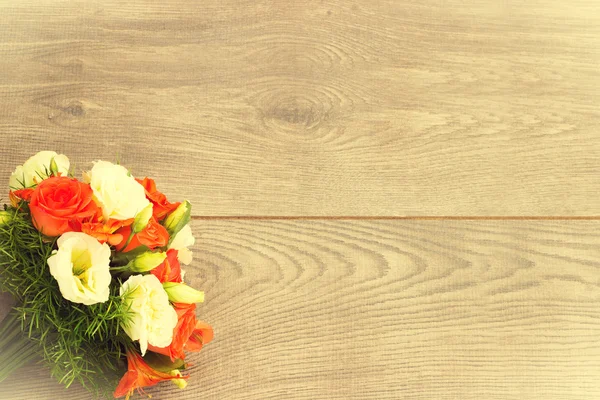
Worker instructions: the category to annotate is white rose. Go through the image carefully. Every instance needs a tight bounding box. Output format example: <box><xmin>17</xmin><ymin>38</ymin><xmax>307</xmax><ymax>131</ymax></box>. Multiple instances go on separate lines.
<box><xmin>120</xmin><ymin>274</ymin><xmax>178</xmax><ymax>356</ymax></box>
<box><xmin>87</xmin><ymin>161</ymin><xmax>150</xmax><ymax>221</ymax></box>
<box><xmin>47</xmin><ymin>232</ymin><xmax>111</xmax><ymax>305</ymax></box>
<box><xmin>9</xmin><ymin>151</ymin><xmax>70</xmax><ymax>189</ymax></box>
<box><xmin>168</xmin><ymin>224</ymin><xmax>195</xmax><ymax>265</ymax></box>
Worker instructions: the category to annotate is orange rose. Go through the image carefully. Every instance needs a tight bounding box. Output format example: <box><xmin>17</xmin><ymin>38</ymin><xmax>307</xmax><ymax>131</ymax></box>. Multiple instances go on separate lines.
<box><xmin>29</xmin><ymin>176</ymin><xmax>99</xmax><ymax>237</ymax></box>
<box><xmin>148</xmin><ymin>302</ymin><xmax>197</xmax><ymax>361</ymax></box>
<box><xmin>150</xmin><ymin>249</ymin><xmax>182</xmax><ymax>283</ymax></box>
<box><xmin>136</xmin><ymin>177</ymin><xmax>180</xmax><ymax>221</ymax></box>
<box><xmin>116</xmin><ymin>216</ymin><xmax>169</xmax><ymax>252</ymax></box>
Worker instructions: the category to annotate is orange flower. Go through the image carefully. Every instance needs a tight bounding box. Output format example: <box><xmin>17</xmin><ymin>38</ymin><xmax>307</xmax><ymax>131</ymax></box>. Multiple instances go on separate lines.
<box><xmin>9</xmin><ymin>188</ymin><xmax>33</xmax><ymax>207</ymax></box>
<box><xmin>81</xmin><ymin>218</ymin><xmax>134</xmax><ymax>246</ymax></box>
<box><xmin>29</xmin><ymin>176</ymin><xmax>100</xmax><ymax>237</ymax></box>
<box><xmin>136</xmin><ymin>177</ymin><xmax>180</xmax><ymax>221</ymax></box>
<box><xmin>147</xmin><ymin>303</ymin><xmax>197</xmax><ymax>361</ymax></box>
<box><xmin>150</xmin><ymin>249</ymin><xmax>182</xmax><ymax>283</ymax></box>
<box><xmin>116</xmin><ymin>217</ymin><xmax>169</xmax><ymax>252</ymax></box>
<box><xmin>185</xmin><ymin>321</ymin><xmax>214</xmax><ymax>353</ymax></box>
<box><xmin>114</xmin><ymin>350</ymin><xmax>185</xmax><ymax>399</ymax></box>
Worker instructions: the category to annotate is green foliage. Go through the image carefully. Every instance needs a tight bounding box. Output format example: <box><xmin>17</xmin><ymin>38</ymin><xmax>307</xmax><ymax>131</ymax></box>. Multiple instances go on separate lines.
<box><xmin>0</xmin><ymin>207</ymin><xmax>131</xmax><ymax>398</ymax></box>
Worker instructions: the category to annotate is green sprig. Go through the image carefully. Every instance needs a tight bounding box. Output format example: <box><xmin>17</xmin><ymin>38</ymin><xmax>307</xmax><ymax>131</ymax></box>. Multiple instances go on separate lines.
<box><xmin>0</xmin><ymin>207</ymin><xmax>131</xmax><ymax>398</ymax></box>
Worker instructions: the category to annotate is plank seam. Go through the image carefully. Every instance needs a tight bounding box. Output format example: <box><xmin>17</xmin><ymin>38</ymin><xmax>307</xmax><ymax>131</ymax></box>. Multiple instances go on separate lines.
<box><xmin>190</xmin><ymin>216</ymin><xmax>600</xmax><ymax>221</ymax></box>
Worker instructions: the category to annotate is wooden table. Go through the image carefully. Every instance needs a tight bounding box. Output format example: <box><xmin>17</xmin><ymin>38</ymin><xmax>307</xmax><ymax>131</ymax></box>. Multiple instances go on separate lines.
<box><xmin>1</xmin><ymin>1</ymin><xmax>599</xmax><ymax>399</ymax></box>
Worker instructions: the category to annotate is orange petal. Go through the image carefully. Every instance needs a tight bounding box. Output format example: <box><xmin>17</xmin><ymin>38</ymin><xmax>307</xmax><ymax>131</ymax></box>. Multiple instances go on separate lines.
<box><xmin>185</xmin><ymin>321</ymin><xmax>213</xmax><ymax>352</ymax></box>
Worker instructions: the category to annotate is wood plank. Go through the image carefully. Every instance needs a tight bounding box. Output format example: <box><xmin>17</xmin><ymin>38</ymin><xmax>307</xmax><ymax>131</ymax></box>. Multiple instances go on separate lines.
<box><xmin>1</xmin><ymin>0</ymin><xmax>600</xmax><ymax>215</ymax></box>
<box><xmin>2</xmin><ymin>220</ymin><xmax>600</xmax><ymax>399</ymax></box>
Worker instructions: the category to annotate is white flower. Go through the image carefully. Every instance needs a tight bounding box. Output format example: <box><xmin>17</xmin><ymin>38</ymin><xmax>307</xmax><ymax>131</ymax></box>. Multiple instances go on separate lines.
<box><xmin>87</xmin><ymin>161</ymin><xmax>150</xmax><ymax>221</ymax></box>
<box><xmin>120</xmin><ymin>274</ymin><xmax>178</xmax><ymax>356</ymax></box>
<box><xmin>9</xmin><ymin>151</ymin><xmax>70</xmax><ymax>189</ymax></box>
<box><xmin>47</xmin><ymin>232</ymin><xmax>111</xmax><ymax>305</ymax></box>
<box><xmin>168</xmin><ymin>224</ymin><xmax>195</xmax><ymax>265</ymax></box>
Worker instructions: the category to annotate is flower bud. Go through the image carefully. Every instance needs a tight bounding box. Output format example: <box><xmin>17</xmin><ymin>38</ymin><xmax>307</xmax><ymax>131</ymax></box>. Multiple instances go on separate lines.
<box><xmin>169</xmin><ymin>370</ymin><xmax>188</xmax><ymax>389</ymax></box>
<box><xmin>133</xmin><ymin>203</ymin><xmax>154</xmax><ymax>233</ymax></box>
<box><xmin>163</xmin><ymin>200</ymin><xmax>191</xmax><ymax>239</ymax></box>
<box><xmin>0</xmin><ymin>211</ymin><xmax>12</xmax><ymax>226</ymax></box>
<box><xmin>162</xmin><ymin>282</ymin><xmax>204</xmax><ymax>304</ymax></box>
<box><xmin>49</xmin><ymin>157</ymin><xmax>59</xmax><ymax>176</ymax></box>
<box><xmin>127</xmin><ymin>251</ymin><xmax>167</xmax><ymax>273</ymax></box>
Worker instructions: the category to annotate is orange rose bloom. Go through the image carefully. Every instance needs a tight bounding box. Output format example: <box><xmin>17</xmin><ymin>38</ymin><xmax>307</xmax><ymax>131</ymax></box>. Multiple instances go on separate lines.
<box><xmin>116</xmin><ymin>216</ymin><xmax>169</xmax><ymax>252</ymax></box>
<box><xmin>114</xmin><ymin>350</ymin><xmax>185</xmax><ymax>399</ymax></box>
<box><xmin>150</xmin><ymin>249</ymin><xmax>182</xmax><ymax>283</ymax></box>
<box><xmin>136</xmin><ymin>177</ymin><xmax>180</xmax><ymax>221</ymax></box>
<box><xmin>148</xmin><ymin>302</ymin><xmax>197</xmax><ymax>361</ymax></box>
<box><xmin>29</xmin><ymin>176</ymin><xmax>99</xmax><ymax>237</ymax></box>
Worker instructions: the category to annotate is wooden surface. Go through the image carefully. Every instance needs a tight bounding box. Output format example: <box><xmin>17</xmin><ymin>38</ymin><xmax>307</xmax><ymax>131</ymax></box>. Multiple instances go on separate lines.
<box><xmin>1</xmin><ymin>0</ymin><xmax>600</xmax><ymax>216</ymax></box>
<box><xmin>1</xmin><ymin>0</ymin><xmax>600</xmax><ymax>399</ymax></box>
<box><xmin>2</xmin><ymin>220</ymin><xmax>600</xmax><ymax>399</ymax></box>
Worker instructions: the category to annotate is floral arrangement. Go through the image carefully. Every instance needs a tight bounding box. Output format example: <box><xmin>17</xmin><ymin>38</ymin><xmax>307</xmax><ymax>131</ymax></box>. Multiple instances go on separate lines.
<box><xmin>0</xmin><ymin>151</ymin><xmax>213</xmax><ymax>399</ymax></box>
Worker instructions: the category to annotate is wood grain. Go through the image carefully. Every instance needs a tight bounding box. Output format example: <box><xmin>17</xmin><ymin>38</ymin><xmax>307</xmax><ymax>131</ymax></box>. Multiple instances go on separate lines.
<box><xmin>1</xmin><ymin>0</ymin><xmax>599</xmax><ymax>216</ymax></box>
<box><xmin>1</xmin><ymin>1</ymin><xmax>599</xmax><ymax>399</ymax></box>
<box><xmin>1</xmin><ymin>220</ymin><xmax>599</xmax><ymax>399</ymax></box>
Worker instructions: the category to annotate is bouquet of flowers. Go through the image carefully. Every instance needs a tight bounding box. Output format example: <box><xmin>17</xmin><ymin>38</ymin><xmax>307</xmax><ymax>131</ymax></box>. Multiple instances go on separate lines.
<box><xmin>0</xmin><ymin>151</ymin><xmax>213</xmax><ymax>399</ymax></box>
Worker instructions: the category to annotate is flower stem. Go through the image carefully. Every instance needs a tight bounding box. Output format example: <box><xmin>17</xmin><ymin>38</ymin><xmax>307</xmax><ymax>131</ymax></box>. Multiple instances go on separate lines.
<box><xmin>0</xmin><ymin>312</ymin><xmax>39</xmax><ymax>383</ymax></box>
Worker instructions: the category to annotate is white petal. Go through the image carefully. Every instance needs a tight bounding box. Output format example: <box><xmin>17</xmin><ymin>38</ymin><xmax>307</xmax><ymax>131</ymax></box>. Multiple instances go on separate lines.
<box><xmin>177</xmin><ymin>248</ymin><xmax>193</xmax><ymax>265</ymax></box>
<box><xmin>89</xmin><ymin>161</ymin><xmax>150</xmax><ymax>221</ymax></box>
<box><xmin>119</xmin><ymin>274</ymin><xmax>178</xmax><ymax>354</ymax></box>
<box><xmin>169</xmin><ymin>224</ymin><xmax>195</xmax><ymax>250</ymax></box>
<box><xmin>47</xmin><ymin>232</ymin><xmax>111</xmax><ymax>306</ymax></box>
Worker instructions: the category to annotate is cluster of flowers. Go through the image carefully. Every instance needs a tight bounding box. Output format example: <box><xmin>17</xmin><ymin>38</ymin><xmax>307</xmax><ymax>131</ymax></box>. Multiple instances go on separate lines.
<box><xmin>3</xmin><ymin>151</ymin><xmax>212</xmax><ymax>399</ymax></box>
